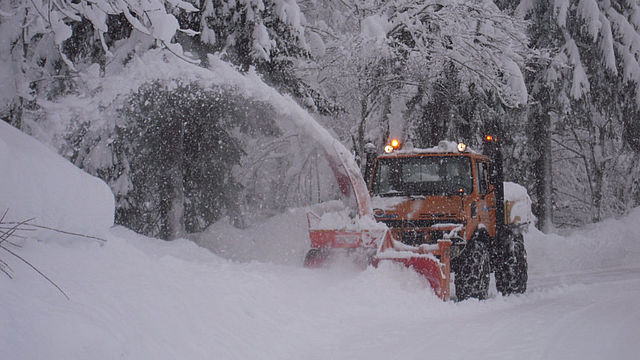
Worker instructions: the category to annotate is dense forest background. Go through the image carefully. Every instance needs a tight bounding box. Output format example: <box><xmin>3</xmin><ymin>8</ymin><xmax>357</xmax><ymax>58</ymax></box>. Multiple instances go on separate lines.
<box><xmin>1</xmin><ymin>0</ymin><xmax>640</xmax><ymax>239</ymax></box>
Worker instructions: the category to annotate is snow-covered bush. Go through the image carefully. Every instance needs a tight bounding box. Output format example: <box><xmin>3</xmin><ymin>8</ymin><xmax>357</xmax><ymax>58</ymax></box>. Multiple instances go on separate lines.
<box><xmin>64</xmin><ymin>80</ymin><xmax>287</xmax><ymax>239</ymax></box>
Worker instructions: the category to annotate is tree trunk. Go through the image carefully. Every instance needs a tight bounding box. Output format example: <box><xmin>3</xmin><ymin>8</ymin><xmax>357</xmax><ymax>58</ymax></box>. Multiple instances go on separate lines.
<box><xmin>168</xmin><ymin>165</ymin><xmax>185</xmax><ymax>239</ymax></box>
<box><xmin>534</xmin><ymin>112</ymin><xmax>553</xmax><ymax>232</ymax></box>
<box><xmin>353</xmin><ymin>95</ymin><xmax>368</xmax><ymax>169</ymax></box>
<box><xmin>591</xmin><ymin>166</ymin><xmax>604</xmax><ymax>222</ymax></box>
<box><xmin>161</xmin><ymin>117</ymin><xmax>185</xmax><ymax>240</ymax></box>
<box><xmin>169</xmin><ymin>118</ymin><xmax>185</xmax><ymax>239</ymax></box>
<box><xmin>589</xmin><ymin>123</ymin><xmax>607</xmax><ymax>223</ymax></box>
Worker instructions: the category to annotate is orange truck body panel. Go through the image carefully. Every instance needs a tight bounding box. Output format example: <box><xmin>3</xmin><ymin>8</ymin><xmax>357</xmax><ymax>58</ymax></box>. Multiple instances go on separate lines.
<box><xmin>369</xmin><ymin>152</ymin><xmax>498</xmax><ymax>243</ymax></box>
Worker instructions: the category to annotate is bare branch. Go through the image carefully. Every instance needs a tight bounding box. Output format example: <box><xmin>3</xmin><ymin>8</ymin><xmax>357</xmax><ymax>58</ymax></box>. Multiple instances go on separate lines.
<box><xmin>2</xmin><ymin>238</ymin><xmax>24</xmax><ymax>247</ymax></box>
<box><xmin>0</xmin><ymin>226</ymin><xmax>36</xmax><ymax>232</ymax></box>
<box><xmin>160</xmin><ymin>40</ymin><xmax>200</xmax><ymax>65</ymax></box>
<box><xmin>0</xmin><ymin>266</ymin><xmax>13</xmax><ymax>279</ymax></box>
<box><xmin>0</xmin><ymin>244</ymin><xmax>69</xmax><ymax>300</ymax></box>
<box><xmin>554</xmin><ymin>188</ymin><xmax>591</xmax><ymax>205</ymax></box>
<box><xmin>0</xmin><ymin>258</ymin><xmax>13</xmax><ymax>279</ymax></box>
<box><xmin>2</xmin><ymin>221</ymin><xmax>106</xmax><ymax>243</ymax></box>
<box><xmin>551</xmin><ymin>137</ymin><xmax>586</xmax><ymax>159</ymax></box>
<box><xmin>0</xmin><ymin>218</ymin><xmax>34</xmax><ymax>244</ymax></box>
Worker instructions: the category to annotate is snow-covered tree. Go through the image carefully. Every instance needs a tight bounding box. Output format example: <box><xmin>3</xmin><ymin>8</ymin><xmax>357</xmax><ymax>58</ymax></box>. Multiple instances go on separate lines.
<box><xmin>177</xmin><ymin>0</ymin><xmax>340</xmax><ymax>115</ymax></box>
<box><xmin>64</xmin><ymin>80</ymin><xmax>286</xmax><ymax>239</ymax></box>
<box><xmin>116</xmin><ymin>82</ymin><xmax>246</xmax><ymax>239</ymax></box>
<box><xmin>0</xmin><ymin>0</ymin><xmax>197</xmax><ymax>129</ymax></box>
<box><xmin>517</xmin><ymin>0</ymin><xmax>640</xmax><ymax>226</ymax></box>
<box><xmin>302</xmin><ymin>0</ymin><xmax>532</xmax><ymax>168</ymax></box>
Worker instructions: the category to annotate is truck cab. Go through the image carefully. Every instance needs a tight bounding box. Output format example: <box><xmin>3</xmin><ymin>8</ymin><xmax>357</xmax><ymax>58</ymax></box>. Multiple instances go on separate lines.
<box><xmin>369</xmin><ymin>141</ymin><xmax>496</xmax><ymax>248</ymax></box>
<box><xmin>367</xmin><ymin>139</ymin><xmax>527</xmax><ymax>300</ymax></box>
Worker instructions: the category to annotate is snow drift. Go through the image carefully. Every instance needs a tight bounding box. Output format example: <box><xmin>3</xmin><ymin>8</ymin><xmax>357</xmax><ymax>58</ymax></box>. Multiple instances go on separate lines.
<box><xmin>0</xmin><ymin>120</ymin><xmax>114</xmax><ymax>236</ymax></box>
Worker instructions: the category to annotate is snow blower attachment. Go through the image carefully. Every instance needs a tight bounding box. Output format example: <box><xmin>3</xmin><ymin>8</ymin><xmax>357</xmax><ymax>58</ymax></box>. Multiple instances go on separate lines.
<box><xmin>304</xmin><ymin>136</ymin><xmax>528</xmax><ymax>301</ymax></box>
<box><xmin>305</xmin><ymin>211</ymin><xmax>452</xmax><ymax>300</ymax></box>
<box><xmin>303</xmin><ymin>140</ymin><xmax>455</xmax><ymax>301</ymax></box>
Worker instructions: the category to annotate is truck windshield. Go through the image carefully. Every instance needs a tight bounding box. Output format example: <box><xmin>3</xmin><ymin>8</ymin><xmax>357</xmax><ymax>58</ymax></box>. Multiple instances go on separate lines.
<box><xmin>372</xmin><ymin>155</ymin><xmax>473</xmax><ymax>196</ymax></box>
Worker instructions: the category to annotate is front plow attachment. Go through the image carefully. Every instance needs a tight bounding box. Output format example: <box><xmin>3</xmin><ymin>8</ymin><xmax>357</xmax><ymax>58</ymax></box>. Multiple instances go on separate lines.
<box><xmin>374</xmin><ymin>231</ymin><xmax>451</xmax><ymax>301</ymax></box>
<box><xmin>305</xmin><ymin>214</ymin><xmax>452</xmax><ymax>301</ymax></box>
<box><xmin>302</xmin><ymin>140</ymin><xmax>452</xmax><ymax>300</ymax></box>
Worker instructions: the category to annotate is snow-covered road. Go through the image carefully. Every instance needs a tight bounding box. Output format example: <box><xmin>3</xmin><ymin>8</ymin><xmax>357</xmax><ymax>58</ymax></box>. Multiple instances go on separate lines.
<box><xmin>3</xmin><ymin>222</ymin><xmax>640</xmax><ymax>360</ymax></box>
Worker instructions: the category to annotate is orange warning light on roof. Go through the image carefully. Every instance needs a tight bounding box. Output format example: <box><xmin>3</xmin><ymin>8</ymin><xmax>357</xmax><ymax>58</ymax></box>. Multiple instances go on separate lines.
<box><xmin>390</xmin><ymin>139</ymin><xmax>400</xmax><ymax>148</ymax></box>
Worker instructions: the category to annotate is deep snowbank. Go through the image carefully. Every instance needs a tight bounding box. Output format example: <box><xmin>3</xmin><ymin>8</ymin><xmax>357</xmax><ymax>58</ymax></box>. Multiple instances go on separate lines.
<box><xmin>0</xmin><ymin>120</ymin><xmax>114</xmax><ymax>236</ymax></box>
<box><xmin>527</xmin><ymin>207</ymin><xmax>640</xmax><ymax>274</ymax></box>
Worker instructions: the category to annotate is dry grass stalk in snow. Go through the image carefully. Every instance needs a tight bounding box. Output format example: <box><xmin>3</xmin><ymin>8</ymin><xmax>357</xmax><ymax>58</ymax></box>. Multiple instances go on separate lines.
<box><xmin>0</xmin><ymin>209</ymin><xmax>107</xmax><ymax>300</ymax></box>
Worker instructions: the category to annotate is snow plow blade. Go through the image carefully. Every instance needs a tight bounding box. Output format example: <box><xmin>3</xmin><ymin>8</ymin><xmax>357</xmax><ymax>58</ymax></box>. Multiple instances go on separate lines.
<box><xmin>304</xmin><ymin>220</ymin><xmax>451</xmax><ymax>301</ymax></box>
<box><xmin>374</xmin><ymin>232</ymin><xmax>451</xmax><ymax>301</ymax></box>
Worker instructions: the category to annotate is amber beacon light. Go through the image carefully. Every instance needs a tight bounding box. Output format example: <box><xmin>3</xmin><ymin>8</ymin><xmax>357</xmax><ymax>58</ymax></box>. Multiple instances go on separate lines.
<box><xmin>385</xmin><ymin>139</ymin><xmax>401</xmax><ymax>153</ymax></box>
<box><xmin>485</xmin><ymin>134</ymin><xmax>497</xmax><ymax>142</ymax></box>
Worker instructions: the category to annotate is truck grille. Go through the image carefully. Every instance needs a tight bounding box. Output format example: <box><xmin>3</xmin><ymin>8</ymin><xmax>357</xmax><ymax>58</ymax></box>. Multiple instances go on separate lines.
<box><xmin>419</xmin><ymin>212</ymin><xmax>458</xmax><ymax>219</ymax></box>
<box><xmin>379</xmin><ymin>219</ymin><xmax>462</xmax><ymax>228</ymax></box>
<box><xmin>378</xmin><ymin>220</ymin><xmax>463</xmax><ymax>245</ymax></box>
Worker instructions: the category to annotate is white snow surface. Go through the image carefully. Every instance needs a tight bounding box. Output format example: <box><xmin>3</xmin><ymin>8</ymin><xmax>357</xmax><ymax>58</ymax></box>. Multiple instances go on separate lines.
<box><xmin>0</xmin><ymin>120</ymin><xmax>114</xmax><ymax>237</ymax></box>
<box><xmin>361</xmin><ymin>14</ymin><xmax>391</xmax><ymax>43</ymax></box>
<box><xmin>3</xmin><ymin>59</ymin><xmax>640</xmax><ymax>360</ymax></box>
<box><xmin>505</xmin><ymin>181</ymin><xmax>536</xmax><ymax>227</ymax></box>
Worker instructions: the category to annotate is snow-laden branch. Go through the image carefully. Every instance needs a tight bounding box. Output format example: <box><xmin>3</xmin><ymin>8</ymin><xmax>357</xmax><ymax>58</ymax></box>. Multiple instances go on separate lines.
<box><xmin>367</xmin><ymin>0</ymin><xmax>533</xmax><ymax>108</ymax></box>
<box><xmin>524</xmin><ymin>0</ymin><xmax>640</xmax><ymax>106</ymax></box>
<box><xmin>22</xmin><ymin>0</ymin><xmax>201</xmax><ymax>68</ymax></box>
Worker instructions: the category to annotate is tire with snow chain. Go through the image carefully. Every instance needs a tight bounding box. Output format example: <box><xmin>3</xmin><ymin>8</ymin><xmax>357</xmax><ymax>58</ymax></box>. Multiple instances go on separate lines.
<box><xmin>495</xmin><ymin>232</ymin><xmax>528</xmax><ymax>296</ymax></box>
<box><xmin>454</xmin><ymin>238</ymin><xmax>491</xmax><ymax>301</ymax></box>
<box><xmin>303</xmin><ymin>248</ymin><xmax>329</xmax><ymax>268</ymax></box>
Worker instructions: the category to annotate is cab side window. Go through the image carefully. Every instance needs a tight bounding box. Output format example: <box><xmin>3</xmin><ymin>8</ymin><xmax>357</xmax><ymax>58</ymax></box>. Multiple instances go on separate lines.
<box><xmin>477</xmin><ymin>162</ymin><xmax>489</xmax><ymax>194</ymax></box>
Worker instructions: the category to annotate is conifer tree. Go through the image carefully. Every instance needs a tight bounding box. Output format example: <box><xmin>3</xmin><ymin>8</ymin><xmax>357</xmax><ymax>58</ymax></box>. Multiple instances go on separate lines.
<box><xmin>517</xmin><ymin>0</ymin><xmax>640</xmax><ymax>225</ymax></box>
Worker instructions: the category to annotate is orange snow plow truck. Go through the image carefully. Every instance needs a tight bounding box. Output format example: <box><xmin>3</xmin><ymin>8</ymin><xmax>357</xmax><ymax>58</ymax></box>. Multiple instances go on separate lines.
<box><xmin>304</xmin><ymin>136</ymin><xmax>527</xmax><ymax>301</ymax></box>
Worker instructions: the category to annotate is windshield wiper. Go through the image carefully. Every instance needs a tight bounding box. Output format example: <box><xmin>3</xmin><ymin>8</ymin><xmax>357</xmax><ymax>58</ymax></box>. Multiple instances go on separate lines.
<box><xmin>408</xmin><ymin>195</ymin><xmax>426</xmax><ymax>200</ymax></box>
<box><xmin>377</xmin><ymin>190</ymin><xmax>407</xmax><ymax>197</ymax></box>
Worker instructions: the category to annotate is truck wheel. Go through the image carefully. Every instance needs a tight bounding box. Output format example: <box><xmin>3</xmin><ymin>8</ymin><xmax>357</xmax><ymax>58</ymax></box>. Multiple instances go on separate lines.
<box><xmin>303</xmin><ymin>248</ymin><xmax>329</xmax><ymax>268</ymax></box>
<box><xmin>454</xmin><ymin>239</ymin><xmax>490</xmax><ymax>301</ymax></box>
<box><xmin>495</xmin><ymin>232</ymin><xmax>528</xmax><ymax>295</ymax></box>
